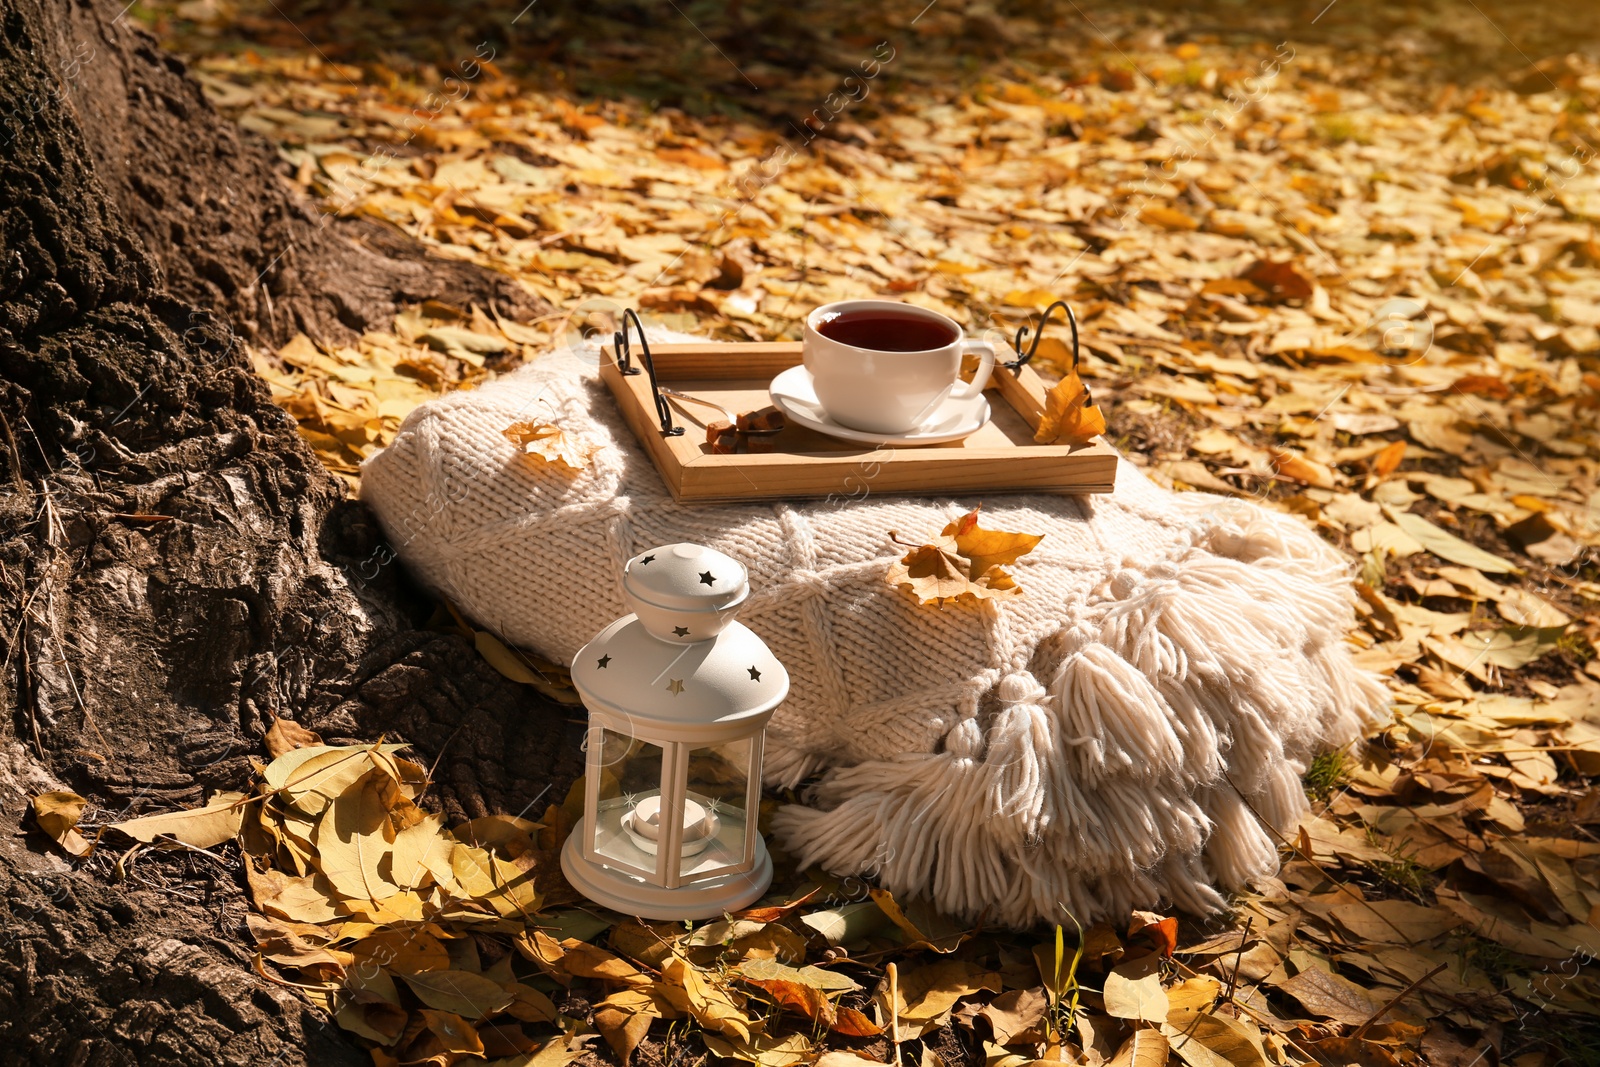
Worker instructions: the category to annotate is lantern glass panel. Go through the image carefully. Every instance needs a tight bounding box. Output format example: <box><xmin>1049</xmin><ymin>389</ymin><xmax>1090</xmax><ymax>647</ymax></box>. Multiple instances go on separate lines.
<box><xmin>675</xmin><ymin>739</ymin><xmax>753</xmax><ymax>881</ymax></box>
<box><xmin>591</xmin><ymin>728</ymin><xmax>666</xmax><ymax>879</ymax></box>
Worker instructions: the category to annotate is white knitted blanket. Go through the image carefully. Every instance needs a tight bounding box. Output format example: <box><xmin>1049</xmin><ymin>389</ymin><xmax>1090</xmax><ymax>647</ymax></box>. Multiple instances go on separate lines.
<box><xmin>359</xmin><ymin>343</ymin><xmax>1388</xmax><ymax>927</ymax></box>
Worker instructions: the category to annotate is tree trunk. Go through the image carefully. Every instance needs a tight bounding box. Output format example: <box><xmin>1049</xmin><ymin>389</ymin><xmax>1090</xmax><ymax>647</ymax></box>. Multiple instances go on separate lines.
<box><xmin>0</xmin><ymin>2</ymin><xmax>582</xmax><ymax>1063</ymax></box>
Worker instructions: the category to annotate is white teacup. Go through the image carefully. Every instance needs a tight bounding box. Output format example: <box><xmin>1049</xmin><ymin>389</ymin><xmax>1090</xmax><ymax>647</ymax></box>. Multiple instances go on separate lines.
<box><xmin>802</xmin><ymin>300</ymin><xmax>995</xmax><ymax>435</ymax></box>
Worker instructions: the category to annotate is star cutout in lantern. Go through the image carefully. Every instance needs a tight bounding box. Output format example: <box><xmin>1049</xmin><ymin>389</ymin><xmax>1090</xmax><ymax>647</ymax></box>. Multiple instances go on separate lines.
<box><xmin>666</xmin><ymin>678</ymin><xmax>685</xmax><ymax>696</ymax></box>
<box><xmin>597</xmin><ymin>654</ymin><xmax>611</xmax><ymax>669</ymax></box>
<box><xmin>639</xmin><ymin>554</ymin><xmax>655</xmax><ymax>565</ymax></box>
<box><xmin>673</xmin><ymin>626</ymin><xmax>690</xmax><ymax>637</ymax></box>
<box><xmin>699</xmin><ymin>570</ymin><xmax>715</xmax><ymax>586</ymax></box>
<box><xmin>747</xmin><ymin>666</ymin><xmax>762</xmax><ymax>681</ymax></box>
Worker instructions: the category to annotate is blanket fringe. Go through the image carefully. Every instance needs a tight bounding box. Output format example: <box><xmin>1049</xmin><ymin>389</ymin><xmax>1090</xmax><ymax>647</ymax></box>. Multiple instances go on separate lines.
<box><xmin>773</xmin><ymin>530</ymin><xmax>1390</xmax><ymax>927</ymax></box>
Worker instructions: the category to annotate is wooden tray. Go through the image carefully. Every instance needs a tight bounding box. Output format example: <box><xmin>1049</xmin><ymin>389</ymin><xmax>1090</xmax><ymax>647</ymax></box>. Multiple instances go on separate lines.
<box><xmin>599</xmin><ymin>341</ymin><xmax>1117</xmax><ymax>503</ymax></box>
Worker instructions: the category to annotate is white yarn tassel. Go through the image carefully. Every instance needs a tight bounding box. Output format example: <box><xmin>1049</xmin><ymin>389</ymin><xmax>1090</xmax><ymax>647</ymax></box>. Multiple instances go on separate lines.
<box><xmin>1052</xmin><ymin>641</ymin><xmax>1185</xmax><ymax>784</ymax></box>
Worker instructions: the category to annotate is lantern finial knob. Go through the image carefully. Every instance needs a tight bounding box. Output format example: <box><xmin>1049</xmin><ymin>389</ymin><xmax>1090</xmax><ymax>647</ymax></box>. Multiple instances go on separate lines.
<box><xmin>622</xmin><ymin>542</ymin><xmax>749</xmax><ymax>643</ymax></box>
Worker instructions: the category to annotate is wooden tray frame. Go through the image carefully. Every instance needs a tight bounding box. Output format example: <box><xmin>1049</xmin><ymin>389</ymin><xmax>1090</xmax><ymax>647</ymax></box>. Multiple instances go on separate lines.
<box><xmin>599</xmin><ymin>341</ymin><xmax>1117</xmax><ymax>503</ymax></box>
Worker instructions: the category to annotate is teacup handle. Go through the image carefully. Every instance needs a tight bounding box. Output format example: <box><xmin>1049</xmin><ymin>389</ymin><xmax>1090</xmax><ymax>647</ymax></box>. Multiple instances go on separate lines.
<box><xmin>951</xmin><ymin>338</ymin><xmax>995</xmax><ymax>400</ymax></box>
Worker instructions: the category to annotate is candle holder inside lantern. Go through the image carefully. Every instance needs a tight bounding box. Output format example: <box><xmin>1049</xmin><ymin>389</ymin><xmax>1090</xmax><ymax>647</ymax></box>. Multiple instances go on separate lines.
<box><xmin>560</xmin><ymin>542</ymin><xmax>787</xmax><ymax>919</ymax></box>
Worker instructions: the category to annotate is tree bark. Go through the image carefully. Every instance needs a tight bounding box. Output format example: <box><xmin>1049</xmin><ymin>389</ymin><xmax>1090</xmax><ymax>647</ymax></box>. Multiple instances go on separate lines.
<box><xmin>0</xmin><ymin>2</ymin><xmax>581</xmax><ymax>1063</ymax></box>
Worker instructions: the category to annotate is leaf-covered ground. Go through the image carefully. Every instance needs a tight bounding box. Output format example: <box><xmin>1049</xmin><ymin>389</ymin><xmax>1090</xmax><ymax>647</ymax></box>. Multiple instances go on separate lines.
<box><xmin>88</xmin><ymin>0</ymin><xmax>1600</xmax><ymax>1064</ymax></box>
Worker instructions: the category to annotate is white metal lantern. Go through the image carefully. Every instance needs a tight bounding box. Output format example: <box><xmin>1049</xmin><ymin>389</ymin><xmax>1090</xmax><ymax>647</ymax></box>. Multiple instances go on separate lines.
<box><xmin>560</xmin><ymin>542</ymin><xmax>788</xmax><ymax>919</ymax></box>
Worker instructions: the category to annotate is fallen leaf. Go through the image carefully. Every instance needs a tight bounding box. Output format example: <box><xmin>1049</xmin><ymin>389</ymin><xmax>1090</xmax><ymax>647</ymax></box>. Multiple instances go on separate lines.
<box><xmin>245</xmin><ymin>863</ymin><xmax>342</xmax><ymax>924</ymax></box>
<box><xmin>503</xmin><ymin>420</ymin><xmax>600</xmax><ymax>472</ymax></box>
<box><xmin>264</xmin><ymin>743</ymin><xmax>410</xmax><ymax>816</ymax></box>
<box><xmin>1372</xmin><ymin>440</ymin><xmax>1407</xmax><ymax>478</ymax></box>
<box><xmin>1383</xmin><ymin>507</ymin><xmax>1518</xmax><ymax>574</ymax></box>
<box><xmin>265</xmin><ymin>716</ymin><xmax>323</xmax><ymax>758</ymax></box>
<box><xmin>889</xmin><ymin>960</ymin><xmax>1002</xmax><ymax>1038</ymax></box>
<box><xmin>32</xmin><ymin>791</ymin><xmax>93</xmax><ymax>857</ymax></box>
<box><xmin>1129</xmin><ymin>911</ymin><xmax>1179</xmax><ymax>958</ymax></box>
<box><xmin>662</xmin><ymin>952</ymin><xmax>752</xmax><ymax>1040</ymax></box>
<box><xmin>702</xmin><ymin>1032</ymin><xmax>814</xmax><ymax>1067</ymax></box>
<box><xmin>1160</xmin><ymin>1011</ymin><xmax>1268</xmax><ymax>1067</ymax></box>
<box><xmin>976</xmin><ymin>986</ymin><xmax>1049</xmax><ymax>1045</ymax></box>
<box><xmin>888</xmin><ymin>507</ymin><xmax>1045</xmax><ymax>607</ymax></box>
<box><xmin>1242</xmin><ymin>259</ymin><xmax>1314</xmax><ymax>302</ymax></box>
<box><xmin>1328</xmin><ymin>900</ymin><xmax>1463</xmax><ymax>944</ymax></box>
<box><xmin>1034</xmin><ymin>366</ymin><xmax>1108</xmax><ymax>446</ymax></box>
<box><xmin>1110</xmin><ymin>1029</ymin><xmax>1171</xmax><ymax>1067</ymax></box>
<box><xmin>110</xmin><ymin>790</ymin><xmax>249</xmax><ymax>849</ymax></box>
<box><xmin>1104</xmin><ymin>968</ymin><xmax>1170</xmax><ymax>1023</ymax></box>
<box><xmin>1276</xmin><ymin>965</ymin><xmax>1387</xmax><ymax>1026</ymax></box>
<box><xmin>400</xmin><ymin>970</ymin><xmax>516</xmax><ymax>1019</ymax></box>
<box><xmin>313</xmin><ymin>771</ymin><xmax>400</xmax><ymax>901</ymax></box>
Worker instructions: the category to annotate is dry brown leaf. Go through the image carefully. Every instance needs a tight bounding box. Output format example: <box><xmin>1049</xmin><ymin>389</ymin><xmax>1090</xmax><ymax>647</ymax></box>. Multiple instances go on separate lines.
<box><xmin>313</xmin><ymin>770</ymin><xmax>400</xmax><ymax>901</ymax></box>
<box><xmin>1328</xmin><ymin>900</ymin><xmax>1464</xmax><ymax>944</ymax></box>
<box><xmin>888</xmin><ymin>960</ymin><xmax>1002</xmax><ymax>1038</ymax></box>
<box><xmin>265</xmin><ymin>716</ymin><xmax>323</xmax><ymax>759</ymax></box>
<box><xmin>888</xmin><ymin>507</ymin><xmax>1044</xmax><ymax>607</ymax></box>
<box><xmin>1241</xmin><ymin>259</ymin><xmax>1314</xmax><ymax>302</ymax></box>
<box><xmin>111</xmin><ymin>790</ymin><xmax>250</xmax><ymax>849</ymax></box>
<box><xmin>1034</xmin><ymin>366</ymin><xmax>1107</xmax><ymax>446</ymax></box>
<box><xmin>1371</xmin><ymin>440</ymin><xmax>1407</xmax><ymax>478</ymax></box>
<box><xmin>245</xmin><ymin>863</ymin><xmax>343</xmax><ymax>924</ymax></box>
<box><xmin>503</xmin><ymin>419</ymin><xmax>600</xmax><ymax>472</ymax></box>
<box><xmin>401</xmin><ymin>1009</ymin><xmax>485</xmax><ymax>1062</ymax></box>
<box><xmin>31</xmin><ymin>790</ymin><xmax>93</xmax><ymax>857</ymax></box>
<box><xmin>1103</xmin><ymin>968</ymin><xmax>1169</xmax><ymax>1022</ymax></box>
<box><xmin>1109</xmin><ymin>1029</ymin><xmax>1171</xmax><ymax>1067</ymax></box>
<box><xmin>1129</xmin><ymin>910</ymin><xmax>1179</xmax><ymax>958</ymax></box>
<box><xmin>1275</xmin><ymin>966</ymin><xmax>1387</xmax><ymax>1026</ymax></box>
<box><xmin>975</xmin><ymin>986</ymin><xmax>1048</xmax><ymax>1045</ymax></box>
<box><xmin>399</xmin><ymin>970</ymin><xmax>515</xmax><ymax>1019</ymax></box>
<box><xmin>662</xmin><ymin>952</ymin><xmax>753</xmax><ymax>1040</ymax></box>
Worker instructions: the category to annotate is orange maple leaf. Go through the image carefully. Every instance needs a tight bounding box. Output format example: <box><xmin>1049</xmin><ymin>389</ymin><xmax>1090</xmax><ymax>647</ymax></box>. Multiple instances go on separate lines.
<box><xmin>888</xmin><ymin>507</ymin><xmax>1044</xmax><ymax>607</ymax></box>
<box><xmin>503</xmin><ymin>420</ymin><xmax>599</xmax><ymax>472</ymax></box>
<box><xmin>1034</xmin><ymin>368</ymin><xmax>1107</xmax><ymax>446</ymax></box>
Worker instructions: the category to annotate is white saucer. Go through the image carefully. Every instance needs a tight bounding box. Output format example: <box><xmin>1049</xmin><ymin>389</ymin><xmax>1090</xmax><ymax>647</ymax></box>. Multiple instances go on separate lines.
<box><xmin>768</xmin><ymin>366</ymin><xmax>990</xmax><ymax>447</ymax></box>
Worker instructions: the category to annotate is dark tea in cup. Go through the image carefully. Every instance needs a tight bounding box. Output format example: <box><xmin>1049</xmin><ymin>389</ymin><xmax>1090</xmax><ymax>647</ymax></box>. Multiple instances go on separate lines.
<box><xmin>815</xmin><ymin>309</ymin><xmax>959</xmax><ymax>353</ymax></box>
<box><xmin>802</xmin><ymin>299</ymin><xmax>996</xmax><ymax>435</ymax></box>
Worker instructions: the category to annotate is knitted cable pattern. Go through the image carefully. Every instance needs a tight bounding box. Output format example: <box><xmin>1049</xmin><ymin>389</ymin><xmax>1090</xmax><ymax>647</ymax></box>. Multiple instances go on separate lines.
<box><xmin>360</xmin><ymin>342</ymin><xmax>1389</xmax><ymax>927</ymax></box>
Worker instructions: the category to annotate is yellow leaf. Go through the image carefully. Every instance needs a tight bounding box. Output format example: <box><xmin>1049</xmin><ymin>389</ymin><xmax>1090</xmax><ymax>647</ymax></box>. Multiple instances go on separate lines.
<box><xmin>1109</xmin><ymin>1029</ymin><xmax>1171</xmax><ymax>1067</ymax></box>
<box><xmin>504</xmin><ymin>420</ymin><xmax>600</xmax><ymax>472</ymax></box>
<box><xmin>400</xmin><ymin>970</ymin><xmax>515</xmax><ymax>1019</ymax></box>
<box><xmin>245</xmin><ymin>863</ymin><xmax>343</xmax><ymax>924</ymax></box>
<box><xmin>1159</xmin><ymin>1011</ymin><xmax>1267</xmax><ymax>1067</ymax></box>
<box><xmin>32</xmin><ymin>791</ymin><xmax>93</xmax><ymax>857</ymax></box>
<box><xmin>663</xmin><ymin>953</ymin><xmax>753</xmax><ymax>1040</ymax></box>
<box><xmin>391</xmin><ymin>812</ymin><xmax>457</xmax><ymax>893</ymax></box>
<box><xmin>111</xmin><ymin>791</ymin><xmax>249</xmax><ymax>849</ymax></box>
<box><xmin>887</xmin><ymin>507</ymin><xmax>1045</xmax><ymax>607</ymax></box>
<box><xmin>1103</xmin><ymin>969</ymin><xmax>1169</xmax><ymax>1022</ymax></box>
<box><xmin>1139</xmin><ymin>205</ymin><xmax>1200</xmax><ymax>231</ymax></box>
<box><xmin>265</xmin><ymin>716</ymin><xmax>323</xmax><ymax>759</ymax></box>
<box><xmin>948</xmin><ymin>509</ymin><xmax>1046</xmax><ymax>579</ymax></box>
<box><xmin>263</xmin><ymin>743</ymin><xmax>410</xmax><ymax>816</ymax></box>
<box><xmin>702</xmin><ymin>1032</ymin><xmax>814</xmax><ymax>1067</ymax></box>
<box><xmin>889</xmin><ymin>960</ymin><xmax>1002</xmax><ymax>1038</ymax></box>
<box><xmin>314</xmin><ymin>771</ymin><xmax>400</xmax><ymax>901</ymax></box>
<box><xmin>1383</xmin><ymin>506</ymin><xmax>1520</xmax><ymax>574</ymax></box>
<box><xmin>350</xmin><ymin>929</ymin><xmax>452</xmax><ymax>975</ymax></box>
<box><xmin>1034</xmin><ymin>367</ymin><xmax>1107</xmax><ymax>446</ymax></box>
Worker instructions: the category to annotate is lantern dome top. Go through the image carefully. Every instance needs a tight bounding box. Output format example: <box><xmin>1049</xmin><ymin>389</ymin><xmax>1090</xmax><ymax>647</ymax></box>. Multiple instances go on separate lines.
<box><xmin>624</xmin><ymin>543</ymin><xmax>747</xmax><ymax>612</ymax></box>
<box><xmin>572</xmin><ymin>616</ymin><xmax>788</xmax><ymax>739</ymax></box>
